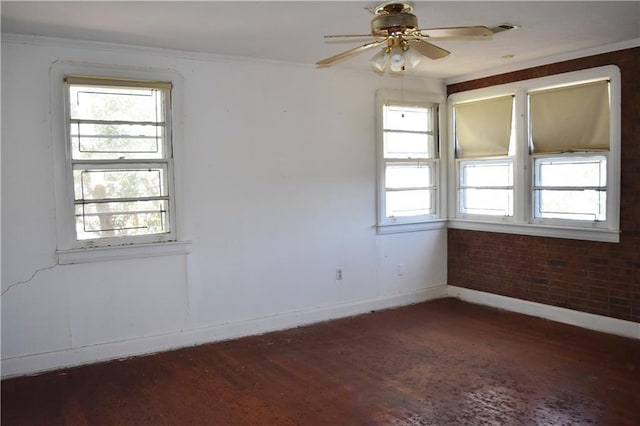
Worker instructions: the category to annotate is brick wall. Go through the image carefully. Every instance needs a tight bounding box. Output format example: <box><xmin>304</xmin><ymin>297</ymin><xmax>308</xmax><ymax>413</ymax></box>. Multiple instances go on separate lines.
<box><xmin>447</xmin><ymin>48</ymin><xmax>640</xmax><ymax>322</ymax></box>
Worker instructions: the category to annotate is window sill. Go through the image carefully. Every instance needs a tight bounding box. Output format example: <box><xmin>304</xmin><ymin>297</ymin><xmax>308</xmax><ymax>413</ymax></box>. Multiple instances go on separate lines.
<box><xmin>377</xmin><ymin>220</ymin><xmax>447</xmax><ymax>235</ymax></box>
<box><xmin>448</xmin><ymin>219</ymin><xmax>619</xmax><ymax>243</ymax></box>
<box><xmin>57</xmin><ymin>240</ymin><xmax>191</xmax><ymax>265</ymax></box>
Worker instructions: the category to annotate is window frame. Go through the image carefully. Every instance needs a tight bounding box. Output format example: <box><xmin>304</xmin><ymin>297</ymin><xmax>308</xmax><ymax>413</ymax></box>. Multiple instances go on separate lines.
<box><xmin>457</xmin><ymin>157</ymin><xmax>515</xmax><ymax>219</ymax></box>
<box><xmin>65</xmin><ymin>76</ymin><xmax>175</xmax><ymax>244</ymax></box>
<box><xmin>447</xmin><ymin>65</ymin><xmax>621</xmax><ymax>243</ymax></box>
<box><xmin>376</xmin><ymin>89</ymin><xmax>447</xmax><ymax>234</ymax></box>
<box><xmin>531</xmin><ymin>153</ymin><xmax>608</xmax><ymax>224</ymax></box>
<box><xmin>50</xmin><ymin>62</ymin><xmax>188</xmax><ymax>263</ymax></box>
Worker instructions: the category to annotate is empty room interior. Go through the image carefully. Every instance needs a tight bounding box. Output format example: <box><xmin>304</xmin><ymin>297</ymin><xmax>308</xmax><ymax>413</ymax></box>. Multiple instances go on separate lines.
<box><xmin>1</xmin><ymin>1</ymin><xmax>639</xmax><ymax>424</ymax></box>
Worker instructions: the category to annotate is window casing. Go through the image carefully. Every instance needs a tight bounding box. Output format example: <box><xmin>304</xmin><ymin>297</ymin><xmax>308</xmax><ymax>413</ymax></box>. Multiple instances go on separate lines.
<box><xmin>50</xmin><ymin>63</ymin><xmax>185</xmax><ymax>260</ymax></box>
<box><xmin>448</xmin><ymin>66</ymin><xmax>620</xmax><ymax>242</ymax></box>
<box><xmin>376</xmin><ymin>90</ymin><xmax>445</xmax><ymax>233</ymax></box>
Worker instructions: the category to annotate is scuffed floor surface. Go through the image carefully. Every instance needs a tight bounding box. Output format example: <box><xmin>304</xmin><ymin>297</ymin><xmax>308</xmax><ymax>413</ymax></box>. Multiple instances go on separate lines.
<box><xmin>2</xmin><ymin>298</ymin><xmax>640</xmax><ymax>425</ymax></box>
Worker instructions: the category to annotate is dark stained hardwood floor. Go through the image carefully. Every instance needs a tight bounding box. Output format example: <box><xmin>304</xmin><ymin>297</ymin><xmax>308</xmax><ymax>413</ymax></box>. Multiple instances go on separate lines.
<box><xmin>2</xmin><ymin>298</ymin><xmax>640</xmax><ymax>425</ymax></box>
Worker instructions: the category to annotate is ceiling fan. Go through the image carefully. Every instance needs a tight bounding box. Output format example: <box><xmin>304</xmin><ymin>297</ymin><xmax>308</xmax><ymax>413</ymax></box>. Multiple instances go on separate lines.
<box><xmin>316</xmin><ymin>1</ymin><xmax>496</xmax><ymax>72</ymax></box>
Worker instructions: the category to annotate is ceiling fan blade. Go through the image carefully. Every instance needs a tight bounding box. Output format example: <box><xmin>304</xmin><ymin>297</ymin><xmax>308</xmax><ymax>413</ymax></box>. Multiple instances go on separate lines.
<box><xmin>409</xmin><ymin>39</ymin><xmax>450</xmax><ymax>60</ymax></box>
<box><xmin>323</xmin><ymin>34</ymin><xmax>375</xmax><ymax>38</ymax></box>
<box><xmin>418</xmin><ymin>26</ymin><xmax>493</xmax><ymax>39</ymax></box>
<box><xmin>316</xmin><ymin>40</ymin><xmax>385</xmax><ymax>66</ymax></box>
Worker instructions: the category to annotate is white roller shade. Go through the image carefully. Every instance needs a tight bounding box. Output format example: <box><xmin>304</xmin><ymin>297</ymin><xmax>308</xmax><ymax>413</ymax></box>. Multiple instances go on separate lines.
<box><xmin>530</xmin><ymin>80</ymin><xmax>609</xmax><ymax>153</ymax></box>
<box><xmin>65</xmin><ymin>75</ymin><xmax>172</xmax><ymax>90</ymax></box>
<box><xmin>455</xmin><ymin>95</ymin><xmax>513</xmax><ymax>158</ymax></box>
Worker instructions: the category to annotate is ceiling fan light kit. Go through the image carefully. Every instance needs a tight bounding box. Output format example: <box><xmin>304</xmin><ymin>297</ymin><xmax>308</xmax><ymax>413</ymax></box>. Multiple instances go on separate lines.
<box><xmin>316</xmin><ymin>1</ymin><xmax>504</xmax><ymax>74</ymax></box>
<box><xmin>370</xmin><ymin>37</ymin><xmax>421</xmax><ymax>74</ymax></box>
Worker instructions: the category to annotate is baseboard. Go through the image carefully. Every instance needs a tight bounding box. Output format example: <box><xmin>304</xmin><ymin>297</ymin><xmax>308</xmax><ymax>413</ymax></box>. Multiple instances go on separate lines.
<box><xmin>448</xmin><ymin>286</ymin><xmax>640</xmax><ymax>340</ymax></box>
<box><xmin>1</xmin><ymin>285</ymin><xmax>448</xmax><ymax>379</ymax></box>
<box><xmin>4</xmin><ymin>285</ymin><xmax>636</xmax><ymax>379</ymax></box>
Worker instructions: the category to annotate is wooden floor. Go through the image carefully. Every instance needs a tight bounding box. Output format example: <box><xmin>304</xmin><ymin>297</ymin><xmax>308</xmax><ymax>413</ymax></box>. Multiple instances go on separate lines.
<box><xmin>2</xmin><ymin>298</ymin><xmax>640</xmax><ymax>425</ymax></box>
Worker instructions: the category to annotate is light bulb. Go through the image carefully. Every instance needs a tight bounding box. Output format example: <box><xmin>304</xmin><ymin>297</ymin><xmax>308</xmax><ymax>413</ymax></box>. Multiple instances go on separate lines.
<box><xmin>370</xmin><ymin>49</ymin><xmax>390</xmax><ymax>72</ymax></box>
<box><xmin>389</xmin><ymin>45</ymin><xmax>405</xmax><ymax>73</ymax></box>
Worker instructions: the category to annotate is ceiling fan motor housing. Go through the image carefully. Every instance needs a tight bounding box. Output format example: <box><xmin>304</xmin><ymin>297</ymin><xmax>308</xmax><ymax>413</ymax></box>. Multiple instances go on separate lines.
<box><xmin>371</xmin><ymin>12</ymin><xmax>418</xmax><ymax>36</ymax></box>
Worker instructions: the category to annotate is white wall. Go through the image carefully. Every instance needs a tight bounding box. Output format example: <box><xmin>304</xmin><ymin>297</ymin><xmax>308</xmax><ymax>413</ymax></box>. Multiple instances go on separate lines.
<box><xmin>1</xmin><ymin>37</ymin><xmax>448</xmax><ymax>378</ymax></box>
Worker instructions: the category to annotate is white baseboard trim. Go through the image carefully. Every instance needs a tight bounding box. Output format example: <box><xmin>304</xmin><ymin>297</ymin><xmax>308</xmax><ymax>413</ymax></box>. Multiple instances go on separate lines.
<box><xmin>1</xmin><ymin>285</ymin><xmax>448</xmax><ymax>379</ymax></box>
<box><xmin>448</xmin><ymin>286</ymin><xmax>640</xmax><ymax>340</ymax></box>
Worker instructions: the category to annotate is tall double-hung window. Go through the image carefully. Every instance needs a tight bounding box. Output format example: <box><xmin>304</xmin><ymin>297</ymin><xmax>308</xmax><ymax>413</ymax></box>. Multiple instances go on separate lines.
<box><xmin>449</xmin><ymin>66</ymin><xmax>620</xmax><ymax>242</ymax></box>
<box><xmin>376</xmin><ymin>90</ymin><xmax>444</xmax><ymax>233</ymax></box>
<box><xmin>529</xmin><ymin>80</ymin><xmax>610</xmax><ymax>222</ymax></box>
<box><xmin>63</xmin><ymin>76</ymin><xmax>176</xmax><ymax>247</ymax></box>
<box><xmin>454</xmin><ymin>95</ymin><xmax>514</xmax><ymax>218</ymax></box>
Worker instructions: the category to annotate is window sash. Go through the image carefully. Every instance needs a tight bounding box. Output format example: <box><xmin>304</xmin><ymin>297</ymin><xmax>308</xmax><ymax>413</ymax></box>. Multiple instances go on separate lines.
<box><xmin>74</xmin><ymin>199</ymin><xmax>171</xmax><ymax>240</ymax></box>
<box><xmin>458</xmin><ymin>159</ymin><xmax>514</xmax><ymax>188</ymax></box>
<box><xmin>383</xmin><ymin>160</ymin><xmax>438</xmax><ymax>219</ymax></box>
<box><xmin>457</xmin><ymin>159</ymin><xmax>514</xmax><ymax>217</ymax></box>
<box><xmin>65</xmin><ymin>76</ymin><xmax>174</xmax><ymax>244</ymax></box>
<box><xmin>533</xmin><ymin>189</ymin><xmax>606</xmax><ymax>221</ymax></box>
<box><xmin>71</xmin><ymin>163</ymin><xmax>171</xmax><ymax>201</ymax></box>
<box><xmin>459</xmin><ymin>188</ymin><xmax>514</xmax><ymax>217</ymax></box>
<box><xmin>70</xmin><ymin>120</ymin><xmax>166</xmax><ymax>160</ymax></box>
<box><xmin>385</xmin><ymin>161</ymin><xmax>436</xmax><ymax>190</ymax></box>
<box><xmin>383</xmin><ymin>103</ymin><xmax>433</xmax><ymax>132</ymax></box>
<box><xmin>532</xmin><ymin>154</ymin><xmax>607</xmax><ymax>222</ymax></box>
<box><xmin>383</xmin><ymin>130</ymin><xmax>435</xmax><ymax>159</ymax></box>
<box><xmin>385</xmin><ymin>188</ymin><xmax>437</xmax><ymax>218</ymax></box>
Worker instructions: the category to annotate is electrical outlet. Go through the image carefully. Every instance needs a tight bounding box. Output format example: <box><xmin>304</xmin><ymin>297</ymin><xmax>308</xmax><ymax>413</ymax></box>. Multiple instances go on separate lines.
<box><xmin>336</xmin><ymin>268</ymin><xmax>343</xmax><ymax>280</ymax></box>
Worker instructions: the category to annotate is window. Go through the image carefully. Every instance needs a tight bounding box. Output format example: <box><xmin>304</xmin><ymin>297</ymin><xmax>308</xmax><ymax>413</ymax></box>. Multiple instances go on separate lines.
<box><xmin>459</xmin><ymin>160</ymin><xmax>513</xmax><ymax>216</ymax></box>
<box><xmin>533</xmin><ymin>155</ymin><xmax>607</xmax><ymax>221</ymax></box>
<box><xmin>376</xmin><ymin>90</ymin><xmax>445</xmax><ymax>233</ymax></box>
<box><xmin>454</xmin><ymin>95</ymin><xmax>515</xmax><ymax>219</ymax></box>
<box><xmin>49</xmin><ymin>61</ymin><xmax>187</xmax><ymax>263</ymax></box>
<box><xmin>65</xmin><ymin>77</ymin><xmax>174</xmax><ymax>245</ymax></box>
<box><xmin>448</xmin><ymin>66</ymin><xmax>620</xmax><ymax>242</ymax></box>
<box><xmin>529</xmin><ymin>80</ymin><xmax>610</xmax><ymax>224</ymax></box>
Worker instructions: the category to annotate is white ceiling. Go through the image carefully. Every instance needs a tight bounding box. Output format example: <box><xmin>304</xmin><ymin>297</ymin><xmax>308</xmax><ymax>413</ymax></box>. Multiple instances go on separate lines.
<box><xmin>2</xmin><ymin>1</ymin><xmax>639</xmax><ymax>81</ymax></box>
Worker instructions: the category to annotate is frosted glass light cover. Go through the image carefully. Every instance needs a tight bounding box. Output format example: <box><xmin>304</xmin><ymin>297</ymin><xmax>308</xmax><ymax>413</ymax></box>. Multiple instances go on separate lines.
<box><xmin>371</xmin><ymin>49</ymin><xmax>390</xmax><ymax>72</ymax></box>
<box><xmin>404</xmin><ymin>48</ymin><xmax>423</xmax><ymax>69</ymax></box>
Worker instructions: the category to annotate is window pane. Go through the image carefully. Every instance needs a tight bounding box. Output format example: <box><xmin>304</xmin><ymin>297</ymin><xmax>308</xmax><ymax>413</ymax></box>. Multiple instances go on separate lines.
<box><xmin>69</xmin><ymin>85</ymin><xmax>163</xmax><ymax>123</ymax></box>
<box><xmin>386</xmin><ymin>189</ymin><xmax>435</xmax><ymax>217</ymax></box>
<box><xmin>71</xmin><ymin>122</ymin><xmax>164</xmax><ymax>160</ymax></box>
<box><xmin>384</xmin><ymin>104</ymin><xmax>431</xmax><ymax>132</ymax></box>
<box><xmin>535</xmin><ymin>189</ymin><xmax>606</xmax><ymax>221</ymax></box>
<box><xmin>73</xmin><ymin>168</ymin><xmax>167</xmax><ymax>201</ymax></box>
<box><xmin>384</xmin><ymin>131</ymin><xmax>433</xmax><ymax>159</ymax></box>
<box><xmin>460</xmin><ymin>188</ymin><xmax>513</xmax><ymax>216</ymax></box>
<box><xmin>386</xmin><ymin>163</ymin><xmax>433</xmax><ymax>189</ymax></box>
<box><xmin>534</xmin><ymin>157</ymin><xmax>607</xmax><ymax>222</ymax></box>
<box><xmin>460</xmin><ymin>162</ymin><xmax>513</xmax><ymax>187</ymax></box>
<box><xmin>536</xmin><ymin>158</ymin><xmax>606</xmax><ymax>187</ymax></box>
<box><xmin>75</xmin><ymin>200</ymin><xmax>169</xmax><ymax>239</ymax></box>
